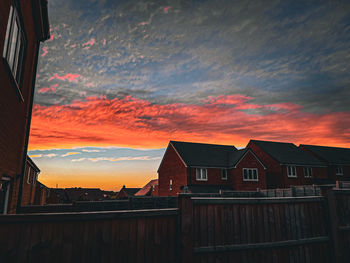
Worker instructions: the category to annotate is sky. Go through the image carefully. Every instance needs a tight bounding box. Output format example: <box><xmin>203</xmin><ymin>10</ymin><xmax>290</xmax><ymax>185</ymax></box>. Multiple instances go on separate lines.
<box><xmin>28</xmin><ymin>0</ymin><xmax>350</xmax><ymax>191</ymax></box>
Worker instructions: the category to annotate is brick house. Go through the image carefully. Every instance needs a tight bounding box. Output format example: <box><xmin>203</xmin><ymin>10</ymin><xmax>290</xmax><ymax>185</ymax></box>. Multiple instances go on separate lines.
<box><xmin>157</xmin><ymin>141</ymin><xmax>266</xmax><ymax>196</ymax></box>
<box><xmin>33</xmin><ymin>181</ymin><xmax>48</xmax><ymax>205</ymax></box>
<box><xmin>135</xmin><ymin>179</ymin><xmax>158</xmax><ymax>196</ymax></box>
<box><xmin>116</xmin><ymin>186</ymin><xmax>141</xmax><ymax>199</ymax></box>
<box><xmin>0</xmin><ymin>0</ymin><xmax>49</xmax><ymax>214</ymax></box>
<box><xmin>299</xmin><ymin>144</ymin><xmax>350</xmax><ymax>182</ymax></box>
<box><xmin>247</xmin><ymin>140</ymin><xmax>328</xmax><ymax>188</ymax></box>
<box><xmin>20</xmin><ymin>156</ymin><xmax>40</xmax><ymax>206</ymax></box>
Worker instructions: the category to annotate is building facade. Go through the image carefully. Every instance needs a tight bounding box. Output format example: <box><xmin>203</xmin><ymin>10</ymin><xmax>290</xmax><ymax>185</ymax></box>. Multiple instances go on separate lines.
<box><xmin>0</xmin><ymin>0</ymin><xmax>49</xmax><ymax>213</ymax></box>
<box><xmin>247</xmin><ymin>140</ymin><xmax>328</xmax><ymax>188</ymax></box>
<box><xmin>158</xmin><ymin>141</ymin><xmax>266</xmax><ymax>196</ymax></box>
<box><xmin>299</xmin><ymin>144</ymin><xmax>350</xmax><ymax>182</ymax></box>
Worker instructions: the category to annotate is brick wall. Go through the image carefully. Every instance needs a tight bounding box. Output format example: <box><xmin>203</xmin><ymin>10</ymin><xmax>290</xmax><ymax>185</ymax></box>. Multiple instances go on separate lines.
<box><xmin>232</xmin><ymin>150</ymin><xmax>267</xmax><ymax>190</ymax></box>
<box><xmin>247</xmin><ymin>142</ymin><xmax>284</xmax><ymax>188</ymax></box>
<box><xmin>0</xmin><ymin>0</ymin><xmax>40</xmax><ymax>213</ymax></box>
<box><xmin>189</xmin><ymin>167</ymin><xmax>231</xmax><ymax>186</ymax></box>
<box><xmin>158</xmin><ymin>144</ymin><xmax>187</xmax><ymax>196</ymax></box>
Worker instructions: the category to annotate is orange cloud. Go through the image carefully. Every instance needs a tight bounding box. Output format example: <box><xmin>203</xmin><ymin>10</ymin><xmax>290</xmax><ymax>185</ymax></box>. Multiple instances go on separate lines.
<box><xmin>49</xmin><ymin>73</ymin><xmax>82</xmax><ymax>83</ymax></box>
<box><xmin>38</xmin><ymin>84</ymin><xmax>58</xmax><ymax>94</ymax></box>
<box><xmin>29</xmin><ymin>95</ymin><xmax>350</xmax><ymax>150</ymax></box>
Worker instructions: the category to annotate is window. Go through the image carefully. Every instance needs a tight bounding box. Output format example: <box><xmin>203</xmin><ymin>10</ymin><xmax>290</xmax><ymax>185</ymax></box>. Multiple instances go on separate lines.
<box><xmin>221</xmin><ymin>169</ymin><xmax>227</xmax><ymax>180</ymax></box>
<box><xmin>169</xmin><ymin>179</ymin><xmax>172</xmax><ymax>190</ymax></box>
<box><xmin>2</xmin><ymin>5</ymin><xmax>26</xmax><ymax>86</ymax></box>
<box><xmin>196</xmin><ymin>168</ymin><xmax>207</xmax><ymax>181</ymax></box>
<box><xmin>26</xmin><ymin>166</ymin><xmax>31</xmax><ymax>184</ymax></box>
<box><xmin>243</xmin><ymin>168</ymin><xmax>258</xmax><ymax>181</ymax></box>
<box><xmin>336</xmin><ymin>166</ymin><xmax>343</xmax><ymax>176</ymax></box>
<box><xmin>287</xmin><ymin>166</ymin><xmax>297</xmax><ymax>178</ymax></box>
<box><xmin>304</xmin><ymin>167</ymin><xmax>312</xmax><ymax>178</ymax></box>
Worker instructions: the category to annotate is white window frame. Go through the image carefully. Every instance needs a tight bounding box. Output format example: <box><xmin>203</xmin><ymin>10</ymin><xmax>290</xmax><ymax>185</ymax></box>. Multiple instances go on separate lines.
<box><xmin>169</xmin><ymin>179</ymin><xmax>172</xmax><ymax>190</ymax></box>
<box><xmin>242</xmin><ymin>168</ymin><xmax>258</xmax><ymax>181</ymax></box>
<box><xmin>221</xmin><ymin>169</ymin><xmax>228</xmax><ymax>180</ymax></box>
<box><xmin>26</xmin><ymin>166</ymin><xmax>31</xmax><ymax>184</ymax></box>
<box><xmin>2</xmin><ymin>4</ymin><xmax>26</xmax><ymax>87</ymax></box>
<box><xmin>287</xmin><ymin>165</ymin><xmax>297</xmax><ymax>178</ymax></box>
<box><xmin>196</xmin><ymin>168</ymin><xmax>208</xmax><ymax>181</ymax></box>
<box><xmin>304</xmin><ymin>167</ymin><xmax>313</xmax><ymax>178</ymax></box>
<box><xmin>336</xmin><ymin>166</ymin><xmax>343</xmax><ymax>176</ymax></box>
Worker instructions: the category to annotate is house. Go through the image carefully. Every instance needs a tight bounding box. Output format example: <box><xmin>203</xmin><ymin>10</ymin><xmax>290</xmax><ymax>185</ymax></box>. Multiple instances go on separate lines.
<box><xmin>299</xmin><ymin>144</ymin><xmax>350</xmax><ymax>182</ymax></box>
<box><xmin>135</xmin><ymin>179</ymin><xmax>158</xmax><ymax>196</ymax></box>
<box><xmin>46</xmin><ymin>188</ymin><xmax>69</xmax><ymax>204</ymax></box>
<box><xmin>33</xmin><ymin>181</ymin><xmax>49</xmax><ymax>205</ymax></box>
<box><xmin>247</xmin><ymin>140</ymin><xmax>328</xmax><ymax>188</ymax></box>
<box><xmin>116</xmin><ymin>186</ymin><xmax>141</xmax><ymax>199</ymax></box>
<box><xmin>0</xmin><ymin>0</ymin><xmax>50</xmax><ymax>214</ymax></box>
<box><xmin>157</xmin><ymin>141</ymin><xmax>266</xmax><ymax>196</ymax></box>
<box><xmin>64</xmin><ymin>188</ymin><xmax>106</xmax><ymax>202</ymax></box>
<box><xmin>21</xmin><ymin>156</ymin><xmax>40</xmax><ymax>206</ymax></box>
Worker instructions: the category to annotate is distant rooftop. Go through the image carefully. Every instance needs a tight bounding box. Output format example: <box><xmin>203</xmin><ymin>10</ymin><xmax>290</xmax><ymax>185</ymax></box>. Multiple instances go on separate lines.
<box><xmin>300</xmin><ymin>144</ymin><xmax>350</xmax><ymax>165</ymax></box>
<box><xmin>250</xmin><ymin>140</ymin><xmax>325</xmax><ymax>166</ymax></box>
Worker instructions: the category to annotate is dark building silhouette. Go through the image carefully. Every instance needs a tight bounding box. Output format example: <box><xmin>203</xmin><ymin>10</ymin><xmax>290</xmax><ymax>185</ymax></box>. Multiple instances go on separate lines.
<box><xmin>0</xmin><ymin>0</ymin><xmax>49</xmax><ymax>214</ymax></box>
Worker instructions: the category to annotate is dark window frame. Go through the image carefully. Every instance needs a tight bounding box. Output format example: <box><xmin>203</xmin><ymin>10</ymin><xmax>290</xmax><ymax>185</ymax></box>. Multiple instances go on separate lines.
<box><xmin>2</xmin><ymin>1</ymin><xmax>28</xmax><ymax>102</ymax></box>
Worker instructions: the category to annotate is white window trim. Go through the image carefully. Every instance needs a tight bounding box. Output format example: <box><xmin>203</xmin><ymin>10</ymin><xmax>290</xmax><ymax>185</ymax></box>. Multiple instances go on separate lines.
<box><xmin>196</xmin><ymin>168</ymin><xmax>208</xmax><ymax>181</ymax></box>
<box><xmin>304</xmin><ymin>167</ymin><xmax>313</xmax><ymax>178</ymax></box>
<box><xmin>26</xmin><ymin>166</ymin><xmax>31</xmax><ymax>184</ymax></box>
<box><xmin>336</xmin><ymin>166</ymin><xmax>343</xmax><ymax>176</ymax></box>
<box><xmin>169</xmin><ymin>179</ymin><xmax>172</xmax><ymax>191</ymax></box>
<box><xmin>221</xmin><ymin>169</ymin><xmax>228</xmax><ymax>180</ymax></box>
<box><xmin>287</xmin><ymin>165</ymin><xmax>297</xmax><ymax>178</ymax></box>
<box><xmin>242</xmin><ymin>168</ymin><xmax>259</xmax><ymax>182</ymax></box>
<box><xmin>2</xmin><ymin>4</ymin><xmax>26</xmax><ymax>86</ymax></box>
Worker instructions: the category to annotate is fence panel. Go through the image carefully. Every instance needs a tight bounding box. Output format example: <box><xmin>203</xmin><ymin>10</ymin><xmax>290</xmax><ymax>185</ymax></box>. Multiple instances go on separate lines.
<box><xmin>0</xmin><ymin>209</ymin><xmax>179</xmax><ymax>263</ymax></box>
<box><xmin>329</xmin><ymin>189</ymin><xmax>350</xmax><ymax>263</ymax></box>
<box><xmin>180</xmin><ymin>196</ymin><xmax>331</xmax><ymax>263</ymax></box>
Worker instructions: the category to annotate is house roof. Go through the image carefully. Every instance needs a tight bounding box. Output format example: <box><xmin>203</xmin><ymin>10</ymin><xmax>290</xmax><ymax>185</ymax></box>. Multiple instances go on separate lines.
<box><xmin>135</xmin><ymin>179</ymin><xmax>158</xmax><ymax>196</ymax></box>
<box><xmin>64</xmin><ymin>188</ymin><xmax>104</xmax><ymax>201</ymax></box>
<box><xmin>300</xmin><ymin>144</ymin><xmax>350</xmax><ymax>165</ymax></box>
<box><xmin>250</xmin><ymin>140</ymin><xmax>325</xmax><ymax>166</ymax></box>
<box><xmin>119</xmin><ymin>186</ymin><xmax>141</xmax><ymax>196</ymax></box>
<box><xmin>170</xmin><ymin>141</ymin><xmax>237</xmax><ymax>167</ymax></box>
<box><xmin>26</xmin><ymin>156</ymin><xmax>40</xmax><ymax>173</ymax></box>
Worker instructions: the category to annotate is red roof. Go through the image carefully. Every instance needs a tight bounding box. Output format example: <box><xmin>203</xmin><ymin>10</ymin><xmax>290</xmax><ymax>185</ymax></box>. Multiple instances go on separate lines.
<box><xmin>135</xmin><ymin>179</ymin><xmax>158</xmax><ymax>196</ymax></box>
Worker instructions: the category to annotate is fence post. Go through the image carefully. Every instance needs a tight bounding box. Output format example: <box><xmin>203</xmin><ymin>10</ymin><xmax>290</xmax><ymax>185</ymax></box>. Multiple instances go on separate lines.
<box><xmin>178</xmin><ymin>194</ymin><xmax>194</xmax><ymax>263</ymax></box>
<box><xmin>327</xmin><ymin>189</ymin><xmax>341</xmax><ymax>263</ymax></box>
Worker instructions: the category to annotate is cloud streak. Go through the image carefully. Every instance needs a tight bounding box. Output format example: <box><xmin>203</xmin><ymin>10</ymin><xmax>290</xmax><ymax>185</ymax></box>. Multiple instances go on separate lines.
<box><xmin>71</xmin><ymin>156</ymin><xmax>161</xmax><ymax>162</ymax></box>
<box><xmin>29</xmin><ymin>95</ymin><xmax>350</xmax><ymax>150</ymax></box>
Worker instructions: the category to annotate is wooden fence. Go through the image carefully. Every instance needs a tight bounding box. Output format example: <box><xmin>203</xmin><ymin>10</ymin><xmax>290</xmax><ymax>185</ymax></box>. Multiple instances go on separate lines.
<box><xmin>0</xmin><ymin>188</ymin><xmax>350</xmax><ymax>262</ymax></box>
<box><xmin>0</xmin><ymin>209</ymin><xmax>178</xmax><ymax>263</ymax></box>
<box><xmin>179</xmin><ymin>195</ymin><xmax>331</xmax><ymax>263</ymax></box>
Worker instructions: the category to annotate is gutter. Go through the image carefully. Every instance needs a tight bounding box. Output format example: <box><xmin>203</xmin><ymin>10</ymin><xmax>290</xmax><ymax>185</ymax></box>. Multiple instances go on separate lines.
<box><xmin>16</xmin><ymin>41</ymin><xmax>40</xmax><ymax>213</ymax></box>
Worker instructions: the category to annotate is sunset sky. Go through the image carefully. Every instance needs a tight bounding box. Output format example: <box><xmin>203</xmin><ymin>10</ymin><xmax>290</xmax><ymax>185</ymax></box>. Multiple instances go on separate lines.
<box><xmin>28</xmin><ymin>0</ymin><xmax>350</xmax><ymax>191</ymax></box>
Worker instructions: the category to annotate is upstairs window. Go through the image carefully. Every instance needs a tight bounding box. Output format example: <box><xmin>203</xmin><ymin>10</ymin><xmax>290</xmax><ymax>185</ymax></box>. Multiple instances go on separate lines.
<box><xmin>221</xmin><ymin>169</ymin><xmax>227</xmax><ymax>180</ymax></box>
<box><xmin>243</xmin><ymin>168</ymin><xmax>258</xmax><ymax>181</ymax></box>
<box><xmin>169</xmin><ymin>179</ymin><xmax>172</xmax><ymax>190</ymax></box>
<box><xmin>336</xmin><ymin>166</ymin><xmax>343</xmax><ymax>176</ymax></box>
<box><xmin>196</xmin><ymin>168</ymin><xmax>207</xmax><ymax>181</ymax></box>
<box><xmin>287</xmin><ymin>166</ymin><xmax>297</xmax><ymax>178</ymax></box>
<box><xmin>26</xmin><ymin>166</ymin><xmax>31</xmax><ymax>184</ymax></box>
<box><xmin>304</xmin><ymin>167</ymin><xmax>313</xmax><ymax>178</ymax></box>
<box><xmin>2</xmin><ymin>5</ymin><xmax>26</xmax><ymax>86</ymax></box>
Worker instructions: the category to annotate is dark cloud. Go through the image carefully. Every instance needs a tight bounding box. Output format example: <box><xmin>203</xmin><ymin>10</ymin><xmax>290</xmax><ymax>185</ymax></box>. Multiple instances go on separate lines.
<box><xmin>34</xmin><ymin>0</ymin><xmax>350</xmax><ymax>113</ymax></box>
